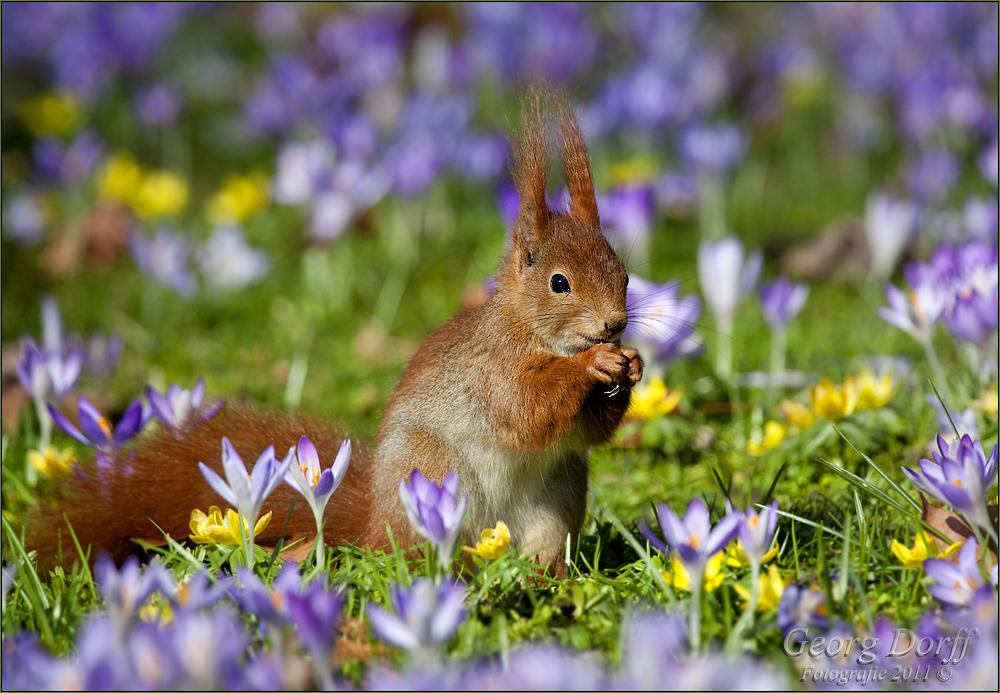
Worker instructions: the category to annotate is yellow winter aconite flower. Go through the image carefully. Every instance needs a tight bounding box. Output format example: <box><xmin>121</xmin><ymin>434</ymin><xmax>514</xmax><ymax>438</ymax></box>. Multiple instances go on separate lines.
<box><xmin>850</xmin><ymin>369</ymin><xmax>896</xmax><ymax>410</ymax></box>
<box><xmin>189</xmin><ymin>506</ymin><xmax>272</xmax><ymax>546</ymax></box>
<box><xmin>661</xmin><ymin>553</ymin><xmax>724</xmax><ymax>593</ymax></box>
<box><xmin>779</xmin><ymin>399</ymin><xmax>815</xmax><ymax>431</ymax></box>
<box><xmin>609</xmin><ymin>156</ymin><xmax>657</xmax><ymax>184</ymax></box>
<box><xmin>21</xmin><ymin>92</ymin><xmax>82</xmax><ymax>136</ymax></box>
<box><xmin>28</xmin><ymin>446</ymin><xmax>77</xmax><ymax>476</ymax></box>
<box><xmin>747</xmin><ymin>420</ymin><xmax>787</xmax><ymax>456</ymax></box>
<box><xmin>810</xmin><ymin>378</ymin><xmax>857</xmax><ymax>420</ymax></box>
<box><xmin>131</xmin><ymin>170</ymin><xmax>189</xmax><ymax>219</ymax></box>
<box><xmin>98</xmin><ymin>153</ymin><xmax>144</xmax><ymax>203</ymax></box>
<box><xmin>627</xmin><ymin>377</ymin><xmax>682</xmax><ymax>420</ymax></box>
<box><xmin>462</xmin><ymin>521</ymin><xmax>511</xmax><ymax>560</ymax></box>
<box><xmin>733</xmin><ymin>565</ymin><xmax>788</xmax><ymax>612</ymax></box>
<box><xmin>969</xmin><ymin>383</ymin><xmax>998</xmax><ymax>417</ymax></box>
<box><xmin>724</xmin><ymin>541</ymin><xmax>779</xmax><ymax>569</ymax></box>
<box><xmin>890</xmin><ymin>531</ymin><xmax>961</xmax><ymax>570</ymax></box>
<box><xmin>207</xmin><ymin>172</ymin><xmax>270</xmax><ymax>224</ymax></box>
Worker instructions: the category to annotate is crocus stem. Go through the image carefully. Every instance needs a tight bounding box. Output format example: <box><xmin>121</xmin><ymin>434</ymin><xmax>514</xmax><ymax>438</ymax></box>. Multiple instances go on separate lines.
<box><xmin>689</xmin><ymin>566</ymin><xmax>703</xmax><ymax>652</ymax></box>
<box><xmin>239</xmin><ymin>514</ymin><xmax>255</xmax><ymax>570</ymax></box>
<box><xmin>313</xmin><ymin>511</ymin><xmax>326</xmax><ymax>572</ymax></box>
<box><xmin>727</xmin><ymin>561</ymin><xmax>760</xmax><ymax>654</ymax></box>
<box><xmin>34</xmin><ymin>396</ymin><xmax>52</xmax><ymax>450</ymax></box>
<box><xmin>698</xmin><ymin>173</ymin><xmax>726</xmax><ymax>242</ymax></box>
<box><xmin>716</xmin><ymin>316</ymin><xmax>734</xmax><ymax>382</ymax></box>
<box><xmin>770</xmin><ymin>328</ymin><xmax>787</xmax><ymax>386</ymax></box>
<box><xmin>920</xmin><ymin>336</ymin><xmax>954</xmax><ymax>406</ymax></box>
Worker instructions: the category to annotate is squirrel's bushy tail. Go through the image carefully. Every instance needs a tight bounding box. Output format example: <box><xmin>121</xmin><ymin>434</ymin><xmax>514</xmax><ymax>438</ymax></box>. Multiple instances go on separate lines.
<box><xmin>27</xmin><ymin>405</ymin><xmax>372</xmax><ymax>569</ymax></box>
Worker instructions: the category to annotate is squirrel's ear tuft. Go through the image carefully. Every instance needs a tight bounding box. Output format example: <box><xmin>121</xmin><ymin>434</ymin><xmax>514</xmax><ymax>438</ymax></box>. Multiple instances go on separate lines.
<box><xmin>555</xmin><ymin>94</ymin><xmax>599</xmax><ymax>227</ymax></box>
<box><xmin>511</xmin><ymin>88</ymin><xmax>552</xmax><ymax>263</ymax></box>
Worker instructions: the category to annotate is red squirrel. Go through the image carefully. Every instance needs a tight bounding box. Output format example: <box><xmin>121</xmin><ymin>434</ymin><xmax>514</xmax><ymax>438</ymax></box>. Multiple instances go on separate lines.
<box><xmin>30</xmin><ymin>92</ymin><xmax>643</xmax><ymax>571</ymax></box>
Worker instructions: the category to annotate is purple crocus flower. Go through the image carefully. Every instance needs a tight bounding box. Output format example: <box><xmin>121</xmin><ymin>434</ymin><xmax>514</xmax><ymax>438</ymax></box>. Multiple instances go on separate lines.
<box><xmin>130</xmin><ymin>229</ymin><xmax>197</xmax><ymax>297</ymax></box>
<box><xmin>198</xmin><ymin>437</ymin><xmax>294</xmax><ymax>533</ymax></box>
<box><xmin>17</xmin><ymin>339</ymin><xmax>82</xmax><ymax>401</ymax></box>
<box><xmin>924</xmin><ymin>538</ymin><xmax>987</xmax><ymax>606</ymax></box>
<box><xmin>198</xmin><ymin>226</ymin><xmax>270</xmax><ymax>291</ymax></box>
<box><xmin>2</xmin><ymin>193</ymin><xmax>46</xmax><ymax>244</ymax></box>
<box><xmin>903</xmin><ymin>434</ymin><xmax>998</xmax><ymax>534</ymax></box>
<box><xmin>495</xmin><ymin>182</ymin><xmax>520</xmax><ymax>230</ymax></box>
<box><xmin>285</xmin><ymin>435</ymin><xmax>351</xmax><ymax>567</ymax></box>
<box><xmin>639</xmin><ymin>498</ymin><xmax>741</xmax><ymax>572</ymax></box>
<box><xmin>620</xmin><ymin>611</ymin><xmax>688</xmax><ymax>689</ymax></box>
<box><xmin>232</xmin><ymin>564</ymin><xmax>301</xmax><ymax>626</ymax></box>
<box><xmin>979</xmin><ymin>138</ymin><xmax>998</xmax><ymax>186</ymax></box>
<box><xmin>285</xmin><ymin>435</ymin><xmax>351</xmax><ymax>517</ymax></box>
<box><xmin>623</xmin><ymin>275</ymin><xmax>703</xmax><ymax>372</ymax></box>
<box><xmin>678</xmin><ymin>123</ymin><xmax>746</xmax><ymax>175</ymax></box>
<box><xmin>759</xmin><ymin>278</ymin><xmax>808</xmax><ymax>330</ymax></box>
<box><xmin>146</xmin><ymin>378</ymin><xmax>221</xmax><ymax>429</ymax></box>
<box><xmin>94</xmin><ymin>555</ymin><xmax>173</xmax><ymax>626</ymax></box>
<box><xmin>283</xmin><ymin>576</ymin><xmax>343</xmax><ymax>666</ymax></box>
<box><xmin>399</xmin><ymin>469</ymin><xmax>468</xmax><ymax>570</ymax></box>
<box><xmin>906</xmin><ymin>149</ymin><xmax>959</xmax><ymax>204</ymax></box>
<box><xmin>777</xmin><ymin>584</ymin><xmax>829</xmax><ymax>642</ymax></box>
<box><xmin>864</xmin><ymin>193</ymin><xmax>918</xmax><ymax>281</ymax></box>
<box><xmin>698</xmin><ymin>236</ymin><xmax>762</xmax><ymax>331</ymax></box>
<box><xmin>738</xmin><ymin>502</ymin><xmax>779</xmax><ymax>565</ymax></box>
<box><xmin>942</xmin><ymin>286</ymin><xmax>998</xmax><ymax>345</ymax></box>
<box><xmin>877</xmin><ymin>282</ymin><xmax>945</xmax><ymax>343</ymax></box>
<box><xmin>48</xmin><ymin>396</ymin><xmax>145</xmax><ymax>467</ymax></box>
<box><xmin>600</xmin><ymin>184</ymin><xmax>657</xmax><ymax>261</ymax></box>
<box><xmin>367</xmin><ymin>578</ymin><xmax>466</xmax><ymax>659</ymax></box>
<box><xmin>135</xmin><ymin>84</ymin><xmax>182</xmax><ymax>129</ymax></box>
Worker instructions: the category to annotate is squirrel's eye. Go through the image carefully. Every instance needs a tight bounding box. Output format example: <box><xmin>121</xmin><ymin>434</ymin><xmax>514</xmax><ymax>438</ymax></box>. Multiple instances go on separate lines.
<box><xmin>550</xmin><ymin>274</ymin><xmax>571</xmax><ymax>293</ymax></box>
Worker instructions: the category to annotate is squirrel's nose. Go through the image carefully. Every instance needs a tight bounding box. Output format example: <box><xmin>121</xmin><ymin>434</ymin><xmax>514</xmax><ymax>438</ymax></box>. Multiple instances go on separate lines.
<box><xmin>603</xmin><ymin>315</ymin><xmax>628</xmax><ymax>338</ymax></box>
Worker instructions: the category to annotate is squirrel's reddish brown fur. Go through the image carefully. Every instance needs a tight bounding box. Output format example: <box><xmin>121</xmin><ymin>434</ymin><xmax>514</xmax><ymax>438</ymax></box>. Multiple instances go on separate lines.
<box><xmin>28</xmin><ymin>90</ymin><xmax>643</xmax><ymax>572</ymax></box>
<box><xmin>30</xmin><ymin>405</ymin><xmax>371</xmax><ymax>567</ymax></box>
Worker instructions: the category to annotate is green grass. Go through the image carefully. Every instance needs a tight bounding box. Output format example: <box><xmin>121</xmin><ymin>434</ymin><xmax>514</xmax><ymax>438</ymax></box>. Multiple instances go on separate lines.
<box><xmin>1</xmin><ymin>183</ymin><xmax>996</xmax><ymax>682</ymax></box>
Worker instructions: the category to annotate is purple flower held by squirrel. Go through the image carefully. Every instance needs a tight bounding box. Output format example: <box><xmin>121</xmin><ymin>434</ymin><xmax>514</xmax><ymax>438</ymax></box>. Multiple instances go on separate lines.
<box><xmin>639</xmin><ymin>498</ymin><xmax>740</xmax><ymax>572</ymax></box>
<box><xmin>924</xmin><ymin>538</ymin><xmax>988</xmax><ymax>607</ymax></box>
<box><xmin>759</xmin><ymin>278</ymin><xmax>808</xmax><ymax>331</ymax></box>
<box><xmin>48</xmin><ymin>397</ymin><xmax>145</xmax><ymax>467</ymax></box>
<box><xmin>367</xmin><ymin>578</ymin><xmax>467</xmax><ymax>657</ymax></box>
<box><xmin>399</xmin><ymin>469</ymin><xmax>468</xmax><ymax>569</ymax></box>
<box><xmin>146</xmin><ymin>378</ymin><xmax>222</xmax><ymax>429</ymax></box>
<box><xmin>903</xmin><ymin>434</ymin><xmax>998</xmax><ymax>534</ymax></box>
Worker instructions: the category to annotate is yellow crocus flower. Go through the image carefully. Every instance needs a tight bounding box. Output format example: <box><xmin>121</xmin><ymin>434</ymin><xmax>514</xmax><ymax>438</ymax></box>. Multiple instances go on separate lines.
<box><xmin>779</xmin><ymin>399</ymin><xmax>815</xmax><ymax>431</ymax></box>
<box><xmin>747</xmin><ymin>420</ymin><xmax>787</xmax><ymax>456</ymax></box>
<box><xmin>21</xmin><ymin>92</ymin><xmax>81</xmax><ymax>136</ymax></box>
<box><xmin>130</xmin><ymin>170</ymin><xmax>189</xmax><ymax>219</ymax></box>
<box><xmin>850</xmin><ymin>368</ymin><xmax>896</xmax><ymax>410</ymax></box>
<box><xmin>609</xmin><ymin>157</ymin><xmax>657</xmax><ymax>185</ymax></box>
<box><xmin>207</xmin><ymin>172</ymin><xmax>270</xmax><ymax>224</ymax></box>
<box><xmin>189</xmin><ymin>506</ymin><xmax>271</xmax><ymax>546</ymax></box>
<box><xmin>890</xmin><ymin>531</ymin><xmax>961</xmax><ymax>570</ymax></box>
<box><xmin>970</xmin><ymin>383</ymin><xmax>998</xmax><ymax>417</ymax></box>
<box><xmin>661</xmin><ymin>553</ymin><xmax>724</xmax><ymax>593</ymax></box>
<box><xmin>627</xmin><ymin>377</ymin><xmax>682</xmax><ymax>420</ymax></box>
<box><xmin>28</xmin><ymin>445</ymin><xmax>77</xmax><ymax>477</ymax></box>
<box><xmin>462</xmin><ymin>521</ymin><xmax>511</xmax><ymax>560</ymax></box>
<box><xmin>724</xmin><ymin>541</ymin><xmax>779</xmax><ymax>569</ymax></box>
<box><xmin>97</xmin><ymin>153</ymin><xmax>144</xmax><ymax>203</ymax></box>
<box><xmin>733</xmin><ymin>564</ymin><xmax>788</xmax><ymax>612</ymax></box>
<box><xmin>810</xmin><ymin>378</ymin><xmax>857</xmax><ymax>420</ymax></box>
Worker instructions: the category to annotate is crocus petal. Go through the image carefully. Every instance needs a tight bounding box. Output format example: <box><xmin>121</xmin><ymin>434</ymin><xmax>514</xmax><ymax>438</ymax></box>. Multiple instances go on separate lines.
<box><xmin>113</xmin><ymin>399</ymin><xmax>145</xmax><ymax>444</ymax></box>
<box><xmin>331</xmin><ymin>439</ymin><xmax>351</xmax><ymax>487</ymax></box>
<box><xmin>47</xmin><ymin>404</ymin><xmax>88</xmax><ymax>445</ymax></box>
<box><xmin>191</xmin><ymin>378</ymin><xmax>205</xmax><ymax>409</ymax></box>
<box><xmin>199</xmin><ymin>462</ymin><xmax>239</xmax><ymax>507</ymax></box>
<box><xmin>77</xmin><ymin>398</ymin><xmax>111</xmax><ymax>446</ymax></box>
<box><xmin>297</xmin><ymin>435</ymin><xmax>320</xmax><ymax>477</ymax></box>
<box><xmin>638</xmin><ymin>520</ymin><xmax>670</xmax><ymax>555</ymax></box>
<box><xmin>368</xmin><ymin>605</ymin><xmax>420</xmax><ymax>651</ymax></box>
<box><xmin>314</xmin><ymin>469</ymin><xmax>335</xmax><ymax>499</ymax></box>
<box><xmin>430</xmin><ymin>583</ymin><xmax>466</xmax><ymax>642</ymax></box>
<box><xmin>704</xmin><ymin>512</ymin><xmax>742</xmax><ymax>557</ymax></box>
<box><xmin>146</xmin><ymin>386</ymin><xmax>176</xmax><ymax>427</ymax></box>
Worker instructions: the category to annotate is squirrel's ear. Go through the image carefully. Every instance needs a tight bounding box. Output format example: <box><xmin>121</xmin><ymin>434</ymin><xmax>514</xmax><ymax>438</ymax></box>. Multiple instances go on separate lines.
<box><xmin>511</xmin><ymin>89</ymin><xmax>552</xmax><ymax>265</ymax></box>
<box><xmin>556</xmin><ymin>95</ymin><xmax>599</xmax><ymax>227</ymax></box>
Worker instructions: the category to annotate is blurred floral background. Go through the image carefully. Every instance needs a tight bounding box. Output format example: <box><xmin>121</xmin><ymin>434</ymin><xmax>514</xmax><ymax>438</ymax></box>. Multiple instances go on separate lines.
<box><xmin>1</xmin><ymin>3</ymin><xmax>998</xmax><ymax>691</ymax></box>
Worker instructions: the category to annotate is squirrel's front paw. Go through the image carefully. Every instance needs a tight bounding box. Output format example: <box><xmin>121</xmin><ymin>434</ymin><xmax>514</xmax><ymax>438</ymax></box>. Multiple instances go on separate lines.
<box><xmin>621</xmin><ymin>348</ymin><xmax>644</xmax><ymax>385</ymax></box>
<box><xmin>584</xmin><ymin>343</ymin><xmax>630</xmax><ymax>385</ymax></box>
